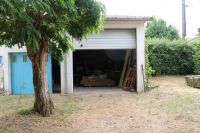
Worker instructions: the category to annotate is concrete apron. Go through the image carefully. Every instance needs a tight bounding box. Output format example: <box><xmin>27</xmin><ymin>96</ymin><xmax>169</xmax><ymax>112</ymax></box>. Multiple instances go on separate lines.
<box><xmin>73</xmin><ymin>87</ymin><xmax>132</xmax><ymax>96</ymax></box>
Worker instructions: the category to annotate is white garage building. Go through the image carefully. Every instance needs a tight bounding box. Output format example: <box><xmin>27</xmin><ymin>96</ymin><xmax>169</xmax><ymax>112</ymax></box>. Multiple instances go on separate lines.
<box><xmin>61</xmin><ymin>16</ymin><xmax>150</xmax><ymax>94</ymax></box>
<box><xmin>0</xmin><ymin>16</ymin><xmax>151</xmax><ymax>95</ymax></box>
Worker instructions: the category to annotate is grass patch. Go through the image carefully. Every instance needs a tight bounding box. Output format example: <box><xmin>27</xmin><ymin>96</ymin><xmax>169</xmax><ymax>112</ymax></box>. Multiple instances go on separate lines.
<box><xmin>62</xmin><ymin>100</ymin><xmax>79</xmax><ymax>114</ymax></box>
<box><xmin>159</xmin><ymin>94</ymin><xmax>200</xmax><ymax>112</ymax></box>
<box><xmin>146</xmin><ymin>81</ymin><xmax>159</xmax><ymax>91</ymax></box>
<box><xmin>60</xmin><ymin>99</ymin><xmax>80</xmax><ymax>114</ymax></box>
<box><xmin>0</xmin><ymin>95</ymin><xmax>33</xmax><ymax>116</ymax></box>
<box><xmin>18</xmin><ymin>108</ymin><xmax>35</xmax><ymax>116</ymax></box>
<box><xmin>0</xmin><ymin>95</ymin><xmax>80</xmax><ymax>118</ymax></box>
<box><xmin>0</xmin><ymin>95</ymin><xmax>80</xmax><ymax>132</ymax></box>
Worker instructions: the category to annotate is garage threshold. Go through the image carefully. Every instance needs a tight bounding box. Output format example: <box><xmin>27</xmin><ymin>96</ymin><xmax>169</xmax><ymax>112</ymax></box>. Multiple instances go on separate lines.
<box><xmin>74</xmin><ymin>87</ymin><xmax>132</xmax><ymax>96</ymax></box>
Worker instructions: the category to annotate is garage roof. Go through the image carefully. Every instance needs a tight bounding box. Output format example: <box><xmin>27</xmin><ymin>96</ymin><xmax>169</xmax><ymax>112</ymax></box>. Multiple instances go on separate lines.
<box><xmin>106</xmin><ymin>15</ymin><xmax>152</xmax><ymax>21</ymax></box>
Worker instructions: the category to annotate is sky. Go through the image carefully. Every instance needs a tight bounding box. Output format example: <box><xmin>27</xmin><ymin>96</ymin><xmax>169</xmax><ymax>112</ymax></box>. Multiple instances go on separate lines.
<box><xmin>98</xmin><ymin>0</ymin><xmax>200</xmax><ymax>38</ymax></box>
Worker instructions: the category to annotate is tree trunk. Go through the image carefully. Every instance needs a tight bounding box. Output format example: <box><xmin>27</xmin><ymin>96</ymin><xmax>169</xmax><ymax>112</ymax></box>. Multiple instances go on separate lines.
<box><xmin>27</xmin><ymin>36</ymin><xmax>54</xmax><ymax>117</ymax></box>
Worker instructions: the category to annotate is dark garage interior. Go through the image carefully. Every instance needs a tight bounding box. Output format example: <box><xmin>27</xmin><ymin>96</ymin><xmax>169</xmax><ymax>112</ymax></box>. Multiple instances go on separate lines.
<box><xmin>73</xmin><ymin>50</ymin><xmax>136</xmax><ymax>91</ymax></box>
<box><xmin>52</xmin><ymin>57</ymin><xmax>61</xmax><ymax>93</ymax></box>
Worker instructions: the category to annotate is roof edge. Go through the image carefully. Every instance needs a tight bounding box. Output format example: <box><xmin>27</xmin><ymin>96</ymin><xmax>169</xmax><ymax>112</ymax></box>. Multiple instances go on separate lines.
<box><xmin>106</xmin><ymin>15</ymin><xmax>153</xmax><ymax>21</ymax></box>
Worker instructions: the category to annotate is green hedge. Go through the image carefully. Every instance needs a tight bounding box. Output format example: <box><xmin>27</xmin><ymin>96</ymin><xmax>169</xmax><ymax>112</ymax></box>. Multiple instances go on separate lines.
<box><xmin>193</xmin><ymin>41</ymin><xmax>200</xmax><ymax>74</ymax></box>
<box><xmin>147</xmin><ymin>39</ymin><xmax>195</xmax><ymax>75</ymax></box>
<box><xmin>145</xmin><ymin>41</ymin><xmax>155</xmax><ymax>81</ymax></box>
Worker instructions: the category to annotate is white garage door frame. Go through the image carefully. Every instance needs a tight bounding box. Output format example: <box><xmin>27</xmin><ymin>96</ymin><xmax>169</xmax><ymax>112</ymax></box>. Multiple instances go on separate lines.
<box><xmin>61</xmin><ymin>25</ymin><xmax>145</xmax><ymax>94</ymax></box>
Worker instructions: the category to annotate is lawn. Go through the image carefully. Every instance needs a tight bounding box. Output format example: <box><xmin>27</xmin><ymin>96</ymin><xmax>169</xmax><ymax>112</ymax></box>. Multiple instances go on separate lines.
<box><xmin>0</xmin><ymin>95</ymin><xmax>79</xmax><ymax>133</ymax></box>
<box><xmin>0</xmin><ymin>76</ymin><xmax>200</xmax><ymax>133</ymax></box>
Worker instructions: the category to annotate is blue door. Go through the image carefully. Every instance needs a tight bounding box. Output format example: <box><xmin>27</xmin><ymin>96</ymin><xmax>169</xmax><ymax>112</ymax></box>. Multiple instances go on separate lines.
<box><xmin>11</xmin><ymin>53</ymin><xmax>52</xmax><ymax>94</ymax></box>
<box><xmin>0</xmin><ymin>56</ymin><xmax>2</xmax><ymax>64</ymax></box>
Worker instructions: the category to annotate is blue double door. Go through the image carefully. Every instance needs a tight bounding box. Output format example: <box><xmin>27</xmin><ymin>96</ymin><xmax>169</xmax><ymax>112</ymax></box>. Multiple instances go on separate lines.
<box><xmin>11</xmin><ymin>53</ymin><xmax>52</xmax><ymax>94</ymax></box>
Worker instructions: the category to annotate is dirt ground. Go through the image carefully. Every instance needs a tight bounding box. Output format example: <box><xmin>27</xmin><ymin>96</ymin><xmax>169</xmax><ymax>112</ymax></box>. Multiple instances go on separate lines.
<box><xmin>1</xmin><ymin>76</ymin><xmax>200</xmax><ymax>133</ymax></box>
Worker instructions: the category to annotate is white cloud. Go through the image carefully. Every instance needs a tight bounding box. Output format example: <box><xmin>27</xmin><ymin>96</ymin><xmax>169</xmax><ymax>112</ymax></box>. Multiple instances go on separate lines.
<box><xmin>99</xmin><ymin>0</ymin><xmax>200</xmax><ymax>38</ymax></box>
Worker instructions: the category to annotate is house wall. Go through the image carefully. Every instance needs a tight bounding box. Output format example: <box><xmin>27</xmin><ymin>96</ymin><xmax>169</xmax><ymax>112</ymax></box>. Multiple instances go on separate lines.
<box><xmin>0</xmin><ymin>20</ymin><xmax>146</xmax><ymax>95</ymax></box>
<box><xmin>0</xmin><ymin>53</ymin><xmax>3</xmax><ymax>89</ymax></box>
<box><xmin>0</xmin><ymin>46</ymin><xmax>27</xmax><ymax>94</ymax></box>
<box><xmin>0</xmin><ymin>65</ymin><xmax>3</xmax><ymax>89</ymax></box>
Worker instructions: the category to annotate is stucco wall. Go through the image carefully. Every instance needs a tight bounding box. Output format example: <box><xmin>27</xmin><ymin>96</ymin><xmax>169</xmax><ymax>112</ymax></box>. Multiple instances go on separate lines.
<box><xmin>0</xmin><ymin>65</ymin><xmax>3</xmax><ymax>89</ymax></box>
<box><xmin>0</xmin><ymin>47</ymin><xmax>4</xmax><ymax>90</ymax></box>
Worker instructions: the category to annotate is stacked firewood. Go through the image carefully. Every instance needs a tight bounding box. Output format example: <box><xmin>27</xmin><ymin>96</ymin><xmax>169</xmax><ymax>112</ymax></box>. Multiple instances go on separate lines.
<box><xmin>80</xmin><ymin>75</ymin><xmax>115</xmax><ymax>87</ymax></box>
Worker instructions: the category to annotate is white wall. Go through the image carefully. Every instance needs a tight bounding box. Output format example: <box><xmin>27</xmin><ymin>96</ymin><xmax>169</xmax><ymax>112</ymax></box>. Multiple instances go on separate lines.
<box><xmin>0</xmin><ymin>48</ymin><xmax>4</xmax><ymax>89</ymax></box>
<box><xmin>0</xmin><ymin>65</ymin><xmax>3</xmax><ymax>89</ymax></box>
<box><xmin>61</xmin><ymin>51</ymin><xmax>73</xmax><ymax>94</ymax></box>
<box><xmin>136</xmin><ymin>23</ymin><xmax>145</xmax><ymax>93</ymax></box>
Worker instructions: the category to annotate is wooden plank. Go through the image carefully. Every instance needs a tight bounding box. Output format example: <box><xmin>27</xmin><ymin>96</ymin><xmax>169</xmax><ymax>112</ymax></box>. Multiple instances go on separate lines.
<box><xmin>119</xmin><ymin>50</ymin><xmax>131</xmax><ymax>88</ymax></box>
<box><xmin>80</xmin><ymin>78</ymin><xmax>115</xmax><ymax>87</ymax></box>
<box><xmin>123</xmin><ymin>65</ymin><xmax>136</xmax><ymax>91</ymax></box>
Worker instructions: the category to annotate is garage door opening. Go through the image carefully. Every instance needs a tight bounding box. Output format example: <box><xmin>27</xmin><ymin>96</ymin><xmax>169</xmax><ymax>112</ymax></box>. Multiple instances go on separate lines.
<box><xmin>73</xmin><ymin>50</ymin><xmax>136</xmax><ymax>91</ymax></box>
<box><xmin>52</xmin><ymin>57</ymin><xmax>61</xmax><ymax>93</ymax></box>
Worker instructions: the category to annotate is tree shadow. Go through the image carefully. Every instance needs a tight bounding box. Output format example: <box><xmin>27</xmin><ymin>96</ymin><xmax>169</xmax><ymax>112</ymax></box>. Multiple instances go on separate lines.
<box><xmin>18</xmin><ymin>108</ymin><xmax>38</xmax><ymax>116</ymax></box>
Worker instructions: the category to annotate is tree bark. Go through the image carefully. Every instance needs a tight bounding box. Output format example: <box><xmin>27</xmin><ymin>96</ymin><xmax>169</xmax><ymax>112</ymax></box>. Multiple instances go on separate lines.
<box><xmin>27</xmin><ymin>36</ymin><xmax>54</xmax><ymax>117</ymax></box>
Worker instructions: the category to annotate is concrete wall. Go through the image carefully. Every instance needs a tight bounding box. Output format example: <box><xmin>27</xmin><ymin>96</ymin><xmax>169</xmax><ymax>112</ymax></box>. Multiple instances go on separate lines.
<box><xmin>136</xmin><ymin>23</ymin><xmax>145</xmax><ymax>93</ymax></box>
<box><xmin>0</xmin><ymin>65</ymin><xmax>3</xmax><ymax>89</ymax></box>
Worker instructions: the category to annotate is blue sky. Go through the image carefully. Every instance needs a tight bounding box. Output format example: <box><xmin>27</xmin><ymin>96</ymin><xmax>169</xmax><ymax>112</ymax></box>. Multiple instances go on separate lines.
<box><xmin>99</xmin><ymin>0</ymin><xmax>200</xmax><ymax>38</ymax></box>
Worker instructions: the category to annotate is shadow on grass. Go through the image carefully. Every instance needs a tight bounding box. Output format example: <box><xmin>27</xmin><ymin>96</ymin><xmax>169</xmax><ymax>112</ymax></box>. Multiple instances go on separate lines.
<box><xmin>18</xmin><ymin>108</ymin><xmax>37</xmax><ymax>116</ymax></box>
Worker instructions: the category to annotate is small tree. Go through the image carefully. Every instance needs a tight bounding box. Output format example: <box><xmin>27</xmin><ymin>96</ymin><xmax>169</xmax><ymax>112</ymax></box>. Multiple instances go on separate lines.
<box><xmin>0</xmin><ymin>0</ymin><xmax>105</xmax><ymax>116</ymax></box>
<box><xmin>146</xmin><ymin>18</ymin><xmax>180</xmax><ymax>40</ymax></box>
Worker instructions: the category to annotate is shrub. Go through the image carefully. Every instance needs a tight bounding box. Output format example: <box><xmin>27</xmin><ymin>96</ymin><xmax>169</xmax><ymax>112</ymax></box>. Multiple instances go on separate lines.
<box><xmin>147</xmin><ymin>38</ymin><xmax>195</xmax><ymax>75</ymax></box>
<box><xmin>193</xmin><ymin>41</ymin><xmax>200</xmax><ymax>74</ymax></box>
<box><xmin>145</xmin><ymin>40</ymin><xmax>155</xmax><ymax>82</ymax></box>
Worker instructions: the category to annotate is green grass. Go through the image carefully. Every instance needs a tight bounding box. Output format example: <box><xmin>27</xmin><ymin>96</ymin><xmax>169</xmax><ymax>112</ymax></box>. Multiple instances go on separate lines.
<box><xmin>62</xmin><ymin>100</ymin><xmax>79</xmax><ymax>114</ymax></box>
<box><xmin>0</xmin><ymin>95</ymin><xmax>33</xmax><ymax>116</ymax></box>
<box><xmin>159</xmin><ymin>93</ymin><xmax>200</xmax><ymax>112</ymax></box>
<box><xmin>0</xmin><ymin>95</ymin><xmax>79</xmax><ymax>117</ymax></box>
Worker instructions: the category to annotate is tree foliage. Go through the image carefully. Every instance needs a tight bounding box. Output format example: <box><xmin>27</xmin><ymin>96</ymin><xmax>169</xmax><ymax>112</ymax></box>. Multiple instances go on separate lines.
<box><xmin>193</xmin><ymin>41</ymin><xmax>200</xmax><ymax>74</ymax></box>
<box><xmin>0</xmin><ymin>0</ymin><xmax>105</xmax><ymax>60</ymax></box>
<box><xmin>145</xmin><ymin>18</ymin><xmax>180</xmax><ymax>40</ymax></box>
<box><xmin>0</xmin><ymin>0</ymin><xmax>105</xmax><ymax>116</ymax></box>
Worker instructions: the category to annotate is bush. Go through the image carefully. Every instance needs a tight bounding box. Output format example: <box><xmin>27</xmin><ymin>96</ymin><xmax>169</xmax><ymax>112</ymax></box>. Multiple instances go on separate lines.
<box><xmin>147</xmin><ymin>38</ymin><xmax>195</xmax><ymax>75</ymax></box>
<box><xmin>145</xmin><ymin>40</ymin><xmax>155</xmax><ymax>82</ymax></box>
<box><xmin>193</xmin><ymin>41</ymin><xmax>200</xmax><ymax>74</ymax></box>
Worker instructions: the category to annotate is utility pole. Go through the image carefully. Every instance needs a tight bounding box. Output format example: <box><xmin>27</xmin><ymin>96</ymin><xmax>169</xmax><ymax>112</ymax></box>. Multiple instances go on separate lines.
<box><xmin>182</xmin><ymin>0</ymin><xmax>186</xmax><ymax>39</ymax></box>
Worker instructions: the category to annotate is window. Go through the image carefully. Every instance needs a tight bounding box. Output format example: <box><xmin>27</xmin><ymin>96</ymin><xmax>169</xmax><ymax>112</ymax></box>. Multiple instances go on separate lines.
<box><xmin>0</xmin><ymin>56</ymin><xmax>2</xmax><ymax>64</ymax></box>
<box><xmin>23</xmin><ymin>55</ymin><xmax>28</xmax><ymax>63</ymax></box>
<box><xmin>12</xmin><ymin>55</ymin><xmax>17</xmax><ymax>63</ymax></box>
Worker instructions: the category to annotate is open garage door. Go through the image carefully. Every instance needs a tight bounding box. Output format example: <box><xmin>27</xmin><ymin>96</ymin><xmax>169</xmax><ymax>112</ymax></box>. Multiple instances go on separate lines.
<box><xmin>73</xmin><ymin>50</ymin><xmax>136</xmax><ymax>90</ymax></box>
<box><xmin>73</xmin><ymin>29</ymin><xmax>136</xmax><ymax>50</ymax></box>
<box><xmin>62</xmin><ymin>29</ymin><xmax>139</xmax><ymax>94</ymax></box>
